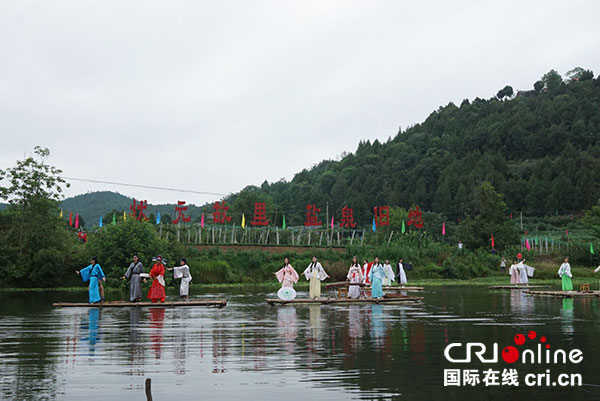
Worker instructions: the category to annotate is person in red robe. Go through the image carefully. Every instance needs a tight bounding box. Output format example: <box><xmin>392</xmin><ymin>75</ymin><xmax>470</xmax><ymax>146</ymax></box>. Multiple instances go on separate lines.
<box><xmin>147</xmin><ymin>256</ymin><xmax>166</xmax><ymax>303</ymax></box>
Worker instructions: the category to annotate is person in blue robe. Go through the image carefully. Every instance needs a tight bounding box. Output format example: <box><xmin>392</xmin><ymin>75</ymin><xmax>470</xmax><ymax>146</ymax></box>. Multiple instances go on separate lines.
<box><xmin>368</xmin><ymin>257</ymin><xmax>386</xmax><ymax>299</ymax></box>
<box><xmin>77</xmin><ymin>257</ymin><xmax>106</xmax><ymax>303</ymax></box>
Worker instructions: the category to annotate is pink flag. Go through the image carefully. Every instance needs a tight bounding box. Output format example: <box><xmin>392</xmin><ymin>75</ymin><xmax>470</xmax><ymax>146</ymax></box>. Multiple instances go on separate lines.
<box><xmin>442</xmin><ymin>221</ymin><xmax>446</xmax><ymax>236</ymax></box>
<box><xmin>75</xmin><ymin>213</ymin><xmax>79</xmax><ymax>229</ymax></box>
<box><xmin>525</xmin><ymin>238</ymin><xmax>531</xmax><ymax>250</ymax></box>
<box><xmin>491</xmin><ymin>234</ymin><xmax>495</xmax><ymax>248</ymax></box>
<box><xmin>201</xmin><ymin>213</ymin><xmax>205</xmax><ymax>229</ymax></box>
<box><xmin>330</xmin><ymin>216</ymin><xmax>334</xmax><ymax>229</ymax></box>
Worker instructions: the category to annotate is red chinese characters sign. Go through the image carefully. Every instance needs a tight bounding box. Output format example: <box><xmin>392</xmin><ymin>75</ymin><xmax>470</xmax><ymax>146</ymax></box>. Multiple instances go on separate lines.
<box><xmin>374</xmin><ymin>206</ymin><xmax>390</xmax><ymax>227</ymax></box>
<box><xmin>340</xmin><ymin>205</ymin><xmax>357</xmax><ymax>228</ymax></box>
<box><xmin>172</xmin><ymin>200</ymin><xmax>192</xmax><ymax>224</ymax></box>
<box><xmin>407</xmin><ymin>206</ymin><xmax>424</xmax><ymax>229</ymax></box>
<box><xmin>213</xmin><ymin>201</ymin><xmax>231</xmax><ymax>224</ymax></box>
<box><xmin>304</xmin><ymin>204</ymin><xmax>322</xmax><ymax>226</ymax></box>
<box><xmin>251</xmin><ymin>202</ymin><xmax>269</xmax><ymax>226</ymax></box>
<box><xmin>130</xmin><ymin>199</ymin><xmax>149</xmax><ymax>221</ymax></box>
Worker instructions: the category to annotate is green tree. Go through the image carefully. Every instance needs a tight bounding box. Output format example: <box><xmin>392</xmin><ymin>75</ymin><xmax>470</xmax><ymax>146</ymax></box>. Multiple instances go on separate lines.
<box><xmin>0</xmin><ymin>147</ymin><xmax>79</xmax><ymax>287</ymax></box>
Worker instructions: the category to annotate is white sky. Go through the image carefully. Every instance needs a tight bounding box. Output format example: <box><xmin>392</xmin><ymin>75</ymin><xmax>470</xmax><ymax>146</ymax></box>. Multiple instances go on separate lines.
<box><xmin>1</xmin><ymin>0</ymin><xmax>599</xmax><ymax>205</ymax></box>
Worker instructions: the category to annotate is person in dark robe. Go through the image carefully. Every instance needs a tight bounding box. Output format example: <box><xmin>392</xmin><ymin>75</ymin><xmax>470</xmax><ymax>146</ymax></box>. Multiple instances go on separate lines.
<box><xmin>122</xmin><ymin>255</ymin><xmax>145</xmax><ymax>302</ymax></box>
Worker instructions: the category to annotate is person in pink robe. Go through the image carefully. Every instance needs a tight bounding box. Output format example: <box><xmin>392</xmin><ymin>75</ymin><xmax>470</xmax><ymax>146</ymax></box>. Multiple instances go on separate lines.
<box><xmin>275</xmin><ymin>258</ymin><xmax>299</xmax><ymax>300</ymax></box>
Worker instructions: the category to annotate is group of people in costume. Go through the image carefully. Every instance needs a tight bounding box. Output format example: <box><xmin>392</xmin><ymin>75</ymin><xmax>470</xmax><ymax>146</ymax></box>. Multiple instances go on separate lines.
<box><xmin>274</xmin><ymin>256</ymin><xmax>410</xmax><ymax>300</ymax></box>
<box><xmin>508</xmin><ymin>254</ymin><xmax>534</xmax><ymax>285</ymax></box>
<box><xmin>77</xmin><ymin>255</ymin><xmax>192</xmax><ymax>303</ymax></box>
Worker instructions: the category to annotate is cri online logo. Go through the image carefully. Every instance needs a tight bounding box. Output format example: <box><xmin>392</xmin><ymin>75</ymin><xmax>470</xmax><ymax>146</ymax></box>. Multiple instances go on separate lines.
<box><xmin>444</xmin><ymin>330</ymin><xmax>583</xmax><ymax>364</ymax></box>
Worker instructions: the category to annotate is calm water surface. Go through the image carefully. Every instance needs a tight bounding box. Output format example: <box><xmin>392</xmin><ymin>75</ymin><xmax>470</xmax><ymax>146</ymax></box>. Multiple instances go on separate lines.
<box><xmin>0</xmin><ymin>286</ymin><xmax>599</xmax><ymax>400</ymax></box>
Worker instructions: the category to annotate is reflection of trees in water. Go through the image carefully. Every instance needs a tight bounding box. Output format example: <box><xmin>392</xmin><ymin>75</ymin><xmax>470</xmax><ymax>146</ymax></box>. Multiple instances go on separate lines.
<box><xmin>0</xmin><ymin>316</ymin><xmax>61</xmax><ymax>400</ymax></box>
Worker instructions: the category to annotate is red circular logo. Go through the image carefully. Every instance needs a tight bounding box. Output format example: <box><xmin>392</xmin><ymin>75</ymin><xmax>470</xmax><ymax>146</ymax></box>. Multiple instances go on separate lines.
<box><xmin>502</xmin><ymin>346</ymin><xmax>520</xmax><ymax>364</ymax></box>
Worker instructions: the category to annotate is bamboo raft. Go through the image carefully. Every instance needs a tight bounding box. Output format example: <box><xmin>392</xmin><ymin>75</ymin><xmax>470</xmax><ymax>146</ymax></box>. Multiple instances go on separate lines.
<box><xmin>488</xmin><ymin>285</ymin><xmax>550</xmax><ymax>290</ymax></box>
<box><xmin>524</xmin><ymin>290</ymin><xmax>600</xmax><ymax>298</ymax></box>
<box><xmin>53</xmin><ymin>299</ymin><xmax>227</xmax><ymax>308</ymax></box>
<box><xmin>382</xmin><ymin>286</ymin><xmax>424</xmax><ymax>291</ymax></box>
<box><xmin>266</xmin><ymin>296</ymin><xmax>423</xmax><ymax>306</ymax></box>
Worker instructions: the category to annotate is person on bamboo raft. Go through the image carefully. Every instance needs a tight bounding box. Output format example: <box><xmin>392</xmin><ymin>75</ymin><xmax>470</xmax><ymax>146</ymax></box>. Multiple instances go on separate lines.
<box><xmin>558</xmin><ymin>257</ymin><xmax>573</xmax><ymax>292</ymax></box>
<box><xmin>303</xmin><ymin>256</ymin><xmax>329</xmax><ymax>299</ymax></box>
<box><xmin>168</xmin><ymin>258</ymin><xmax>192</xmax><ymax>301</ymax></box>
<box><xmin>368</xmin><ymin>257</ymin><xmax>387</xmax><ymax>299</ymax></box>
<box><xmin>347</xmin><ymin>257</ymin><xmax>363</xmax><ymax>299</ymax></box>
<box><xmin>76</xmin><ymin>257</ymin><xmax>106</xmax><ymax>304</ymax></box>
<box><xmin>396</xmin><ymin>258</ymin><xmax>408</xmax><ymax>286</ymax></box>
<box><xmin>148</xmin><ymin>256</ymin><xmax>167</xmax><ymax>303</ymax></box>
<box><xmin>275</xmin><ymin>257</ymin><xmax>299</xmax><ymax>300</ymax></box>
<box><xmin>382</xmin><ymin>260</ymin><xmax>395</xmax><ymax>286</ymax></box>
<box><xmin>121</xmin><ymin>255</ymin><xmax>145</xmax><ymax>302</ymax></box>
<box><xmin>508</xmin><ymin>259</ymin><xmax>521</xmax><ymax>284</ymax></box>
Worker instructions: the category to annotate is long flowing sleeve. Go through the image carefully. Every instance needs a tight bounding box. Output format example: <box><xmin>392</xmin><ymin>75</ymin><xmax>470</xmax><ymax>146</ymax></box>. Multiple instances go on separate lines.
<box><xmin>124</xmin><ymin>263</ymin><xmax>134</xmax><ymax>280</ymax></box>
<box><xmin>275</xmin><ymin>268</ymin><xmax>285</xmax><ymax>283</ymax></box>
<box><xmin>80</xmin><ymin>264</ymin><xmax>92</xmax><ymax>283</ymax></box>
<box><xmin>289</xmin><ymin>266</ymin><xmax>299</xmax><ymax>283</ymax></box>
<box><xmin>595</xmin><ymin>266</ymin><xmax>600</xmax><ymax>273</ymax></box>
<box><xmin>303</xmin><ymin>265</ymin><xmax>311</xmax><ymax>281</ymax></box>
<box><xmin>317</xmin><ymin>263</ymin><xmax>329</xmax><ymax>281</ymax></box>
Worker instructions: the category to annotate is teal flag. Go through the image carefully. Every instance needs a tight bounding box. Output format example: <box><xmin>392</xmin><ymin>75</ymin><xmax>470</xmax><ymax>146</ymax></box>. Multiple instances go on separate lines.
<box><xmin>372</xmin><ymin>219</ymin><xmax>376</xmax><ymax>232</ymax></box>
<box><xmin>156</xmin><ymin>210</ymin><xmax>161</xmax><ymax>224</ymax></box>
<box><xmin>99</xmin><ymin>216</ymin><xmax>103</xmax><ymax>228</ymax></box>
<box><xmin>401</xmin><ymin>220</ymin><xmax>406</xmax><ymax>234</ymax></box>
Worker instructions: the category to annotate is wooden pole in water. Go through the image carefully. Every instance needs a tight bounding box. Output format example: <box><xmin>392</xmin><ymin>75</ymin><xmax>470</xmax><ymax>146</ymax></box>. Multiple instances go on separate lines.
<box><xmin>145</xmin><ymin>378</ymin><xmax>153</xmax><ymax>401</ymax></box>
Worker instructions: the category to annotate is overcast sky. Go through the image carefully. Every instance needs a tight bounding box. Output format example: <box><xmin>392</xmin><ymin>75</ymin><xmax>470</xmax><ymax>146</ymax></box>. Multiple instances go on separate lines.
<box><xmin>1</xmin><ymin>0</ymin><xmax>599</xmax><ymax>205</ymax></box>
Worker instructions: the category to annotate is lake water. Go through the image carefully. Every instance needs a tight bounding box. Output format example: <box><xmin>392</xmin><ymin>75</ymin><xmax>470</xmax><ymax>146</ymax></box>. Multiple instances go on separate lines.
<box><xmin>0</xmin><ymin>286</ymin><xmax>599</xmax><ymax>400</ymax></box>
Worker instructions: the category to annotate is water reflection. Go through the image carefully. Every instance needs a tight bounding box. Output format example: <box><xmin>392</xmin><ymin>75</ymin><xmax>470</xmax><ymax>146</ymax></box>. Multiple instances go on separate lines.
<box><xmin>0</xmin><ymin>287</ymin><xmax>599</xmax><ymax>400</ymax></box>
<box><xmin>80</xmin><ymin>308</ymin><xmax>101</xmax><ymax>356</ymax></box>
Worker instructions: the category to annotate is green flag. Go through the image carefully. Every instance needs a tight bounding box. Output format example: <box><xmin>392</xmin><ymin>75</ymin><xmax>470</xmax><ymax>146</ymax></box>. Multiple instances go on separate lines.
<box><xmin>112</xmin><ymin>213</ymin><xmax>116</xmax><ymax>225</ymax></box>
<box><xmin>401</xmin><ymin>220</ymin><xmax>406</xmax><ymax>234</ymax></box>
<box><xmin>591</xmin><ymin>243</ymin><xmax>595</xmax><ymax>255</ymax></box>
<box><xmin>282</xmin><ymin>215</ymin><xmax>286</xmax><ymax>230</ymax></box>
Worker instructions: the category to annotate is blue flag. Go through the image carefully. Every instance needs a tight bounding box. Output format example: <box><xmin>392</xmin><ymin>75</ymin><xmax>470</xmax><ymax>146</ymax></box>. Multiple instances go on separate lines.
<box><xmin>99</xmin><ymin>216</ymin><xmax>103</xmax><ymax>228</ymax></box>
<box><xmin>156</xmin><ymin>210</ymin><xmax>161</xmax><ymax>224</ymax></box>
<box><xmin>372</xmin><ymin>218</ymin><xmax>376</xmax><ymax>232</ymax></box>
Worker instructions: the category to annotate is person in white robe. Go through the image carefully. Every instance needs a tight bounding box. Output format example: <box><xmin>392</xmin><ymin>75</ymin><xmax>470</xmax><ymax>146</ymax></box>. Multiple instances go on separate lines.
<box><xmin>382</xmin><ymin>260</ymin><xmax>395</xmax><ymax>286</ymax></box>
<box><xmin>396</xmin><ymin>258</ymin><xmax>408</xmax><ymax>286</ymax></box>
<box><xmin>168</xmin><ymin>258</ymin><xmax>192</xmax><ymax>300</ymax></box>
<box><xmin>508</xmin><ymin>260</ymin><xmax>521</xmax><ymax>284</ymax></box>
<box><xmin>346</xmin><ymin>257</ymin><xmax>363</xmax><ymax>299</ymax></box>
<box><xmin>303</xmin><ymin>256</ymin><xmax>329</xmax><ymax>299</ymax></box>
<box><xmin>517</xmin><ymin>259</ymin><xmax>529</xmax><ymax>285</ymax></box>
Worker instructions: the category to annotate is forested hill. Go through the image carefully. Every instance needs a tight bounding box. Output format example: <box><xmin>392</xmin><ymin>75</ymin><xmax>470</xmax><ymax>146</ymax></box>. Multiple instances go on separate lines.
<box><xmin>231</xmin><ymin>68</ymin><xmax>600</xmax><ymax>226</ymax></box>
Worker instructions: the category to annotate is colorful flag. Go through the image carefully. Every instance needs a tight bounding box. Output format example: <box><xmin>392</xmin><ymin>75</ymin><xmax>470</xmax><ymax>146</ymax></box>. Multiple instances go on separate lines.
<box><xmin>525</xmin><ymin>238</ymin><xmax>531</xmax><ymax>251</ymax></box>
<box><xmin>123</xmin><ymin>211</ymin><xmax>127</xmax><ymax>221</ymax></box>
<box><xmin>241</xmin><ymin>213</ymin><xmax>246</xmax><ymax>229</ymax></box>
<box><xmin>330</xmin><ymin>216</ymin><xmax>334</xmax><ymax>229</ymax></box>
<box><xmin>401</xmin><ymin>220</ymin><xmax>406</xmax><ymax>234</ymax></box>
<box><xmin>200</xmin><ymin>213</ymin><xmax>205</xmax><ymax>229</ymax></box>
<box><xmin>372</xmin><ymin>219</ymin><xmax>376</xmax><ymax>232</ymax></box>
<box><xmin>442</xmin><ymin>221</ymin><xmax>446</xmax><ymax>236</ymax></box>
<box><xmin>75</xmin><ymin>213</ymin><xmax>79</xmax><ymax>229</ymax></box>
<box><xmin>282</xmin><ymin>215</ymin><xmax>286</xmax><ymax>230</ymax></box>
<box><xmin>491</xmin><ymin>234</ymin><xmax>495</xmax><ymax>248</ymax></box>
<box><xmin>60</xmin><ymin>209</ymin><xmax>63</xmax><ymax>218</ymax></box>
<box><xmin>156</xmin><ymin>210</ymin><xmax>161</xmax><ymax>224</ymax></box>
<box><xmin>69</xmin><ymin>212</ymin><xmax>73</xmax><ymax>226</ymax></box>
<box><xmin>99</xmin><ymin>216</ymin><xmax>103</xmax><ymax>228</ymax></box>
<box><xmin>112</xmin><ymin>213</ymin><xmax>116</xmax><ymax>225</ymax></box>
<box><xmin>591</xmin><ymin>243</ymin><xmax>595</xmax><ymax>255</ymax></box>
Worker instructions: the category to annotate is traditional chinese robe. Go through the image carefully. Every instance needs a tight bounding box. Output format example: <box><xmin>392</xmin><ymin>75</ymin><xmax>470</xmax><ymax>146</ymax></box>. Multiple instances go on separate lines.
<box><xmin>509</xmin><ymin>264</ymin><xmax>521</xmax><ymax>284</ymax></box>
<box><xmin>558</xmin><ymin>263</ymin><xmax>573</xmax><ymax>291</ymax></box>
<box><xmin>346</xmin><ymin>264</ymin><xmax>363</xmax><ymax>299</ymax></box>
<box><xmin>397</xmin><ymin>262</ymin><xmax>408</xmax><ymax>285</ymax></box>
<box><xmin>369</xmin><ymin>264</ymin><xmax>386</xmax><ymax>298</ymax></box>
<box><xmin>362</xmin><ymin>263</ymin><xmax>372</xmax><ymax>284</ymax></box>
<box><xmin>517</xmin><ymin>261</ymin><xmax>529</xmax><ymax>284</ymax></box>
<box><xmin>303</xmin><ymin>262</ymin><xmax>329</xmax><ymax>299</ymax></box>
<box><xmin>148</xmin><ymin>262</ymin><xmax>166</xmax><ymax>303</ymax></box>
<box><xmin>173</xmin><ymin>264</ymin><xmax>192</xmax><ymax>297</ymax></box>
<box><xmin>383</xmin><ymin>263</ymin><xmax>395</xmax><ymax>286</ymax></box>
<box><xmin>80</xmin><ymin>263</ymin><xmax>105</xmax><ymax>303</ymax></box>
<box><xmin>124</xmin><ymin>261</ymin><xmax>144</xmax><ymax>301</ymax></box>
<box><xmin>275</xmin><ymin>264</ymin><xmax>299</xmax><ymax>288</ymax></box>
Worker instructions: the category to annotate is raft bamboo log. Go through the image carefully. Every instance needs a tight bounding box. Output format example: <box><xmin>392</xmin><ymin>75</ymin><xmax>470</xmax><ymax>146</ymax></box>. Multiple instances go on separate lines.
<box><xmin>488</xmin><ymin>285</ymin><xmax>550</xmax><ymax>289</ymax></box>
<box><xmin>524</xmin><ymin>290</ymin><xmax>600</xmax><ymax>298</ymax></box>
<box><xmin>266</xmin><ymin>297</ymin><xmax>422</xmax><ymax>305</ymax></box>
<box><xmin>53</xmin><ymin>299</ymin><xmax>227</xmax><ymax>308</ymax></box>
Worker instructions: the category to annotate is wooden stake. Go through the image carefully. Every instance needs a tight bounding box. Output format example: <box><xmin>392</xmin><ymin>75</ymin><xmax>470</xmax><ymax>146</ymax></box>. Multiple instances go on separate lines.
<box><xmin>145</xmin><ymin>378</ymin><xmax>153</xmax><ymax>401</ymax></box>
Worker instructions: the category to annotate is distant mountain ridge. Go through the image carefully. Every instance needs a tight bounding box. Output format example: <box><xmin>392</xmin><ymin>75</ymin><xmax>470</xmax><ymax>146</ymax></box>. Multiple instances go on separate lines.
<box><xmin>60</xmin><ymin>191</ymin><xmax>205</xmax><ymax>227</ymax></box>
